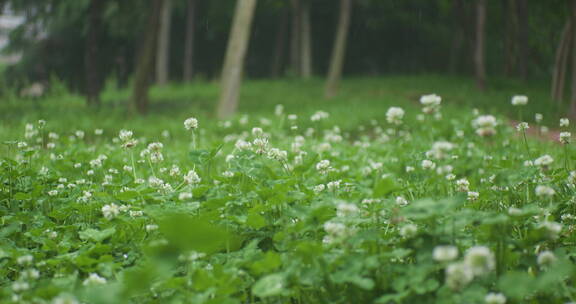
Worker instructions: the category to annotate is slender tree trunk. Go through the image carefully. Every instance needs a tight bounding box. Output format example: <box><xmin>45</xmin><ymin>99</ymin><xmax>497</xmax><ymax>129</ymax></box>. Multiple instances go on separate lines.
<box><xmin>448</xmin><ymin>0</ymin><xmax>465</xmax><ymax>73</ymax></box>
<box><xmin>216</xmin><ymin>0</ymin><xmax>258</xmax><ymax>119</ymax></box>
<box><xmin>85</xmin><ymin>0</ymin><xmax>106</xmax><ymax>107</ymax></box>
<box><xmin>516</xmin><ymin>0</ymin><xmax>529</xmax><ymax>80</ymax></box>
<box><xmin>130</xmin><ymin>0</ymin><xmax>164</xmax><ymax>115</ymax></box>
<box><xmin>552</xmin><ymin>21</ymin><xmax>571</xmax><ymax>102</ymax></box>
<box><xmin>290</xmin><ymin>0</ymin><xmax>301</xmax><ymax>76</ymax></box>
<box><xmin>183</xmin><ymin>0</ymin><xmax>197</xmax><ymax>81</ymax></box>
<box><xmin>474</xmin><ymin>0</ymin><xmax>486</xmax><ymax>91</ymax></box>
<box><xmin>570</xmin><ymin>0</ymin><xmax>576</xmax><ymax>117</ymax></box>
<box><xmin>503</xmin><ymin>0</ymin><xmax>517</xmax><ymax>76</ymax></box>
<box><xmin>156</xmin><ymin>0</ymin><xmax>172</xmax><ymax>85</ymax></box>
<box><xmin>324</xmin><ymin>0</ymin><xmax>352</xmax><ymax>99</ymax></box>
<box><xmin>271</xmin><ymin>9</ymin><xmax>288</xmax><ymax>78</ymax></box>
<box><xmin>300</xmin><ymin>1</ymin><xmax>312</xmax><ymax>78</ymax></box>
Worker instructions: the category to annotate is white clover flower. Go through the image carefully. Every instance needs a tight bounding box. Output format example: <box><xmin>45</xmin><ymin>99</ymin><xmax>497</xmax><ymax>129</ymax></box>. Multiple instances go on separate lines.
<box><xmin>184</xmin><ymin>170</ymin><xmax>201</xmax><ymax>184</ymax></box>
<box><xmin>12</xmin><ymin>281</ymin><xmax>30</xmax><ymax>292</ymax></box>
<box><xmin>253</xmin><ymin>137</ymin><xmax>269</xmax><ymax>154</ymax></box>
<box><xmin>313</xmin><ymin>184</ymin><xmax>325</xmax><ymax>193</ymax></box>
<box><xmin>179</xmin><ymin>192</ymin><xmax>193</xmax><ymax>201</ymax></box>
<box><xmin>311</xmin><ymin>111</ymin><xmax>329</xmax><ymax>122</ymax></box>
<box><xmin>148</xmin><ymin>176</ymin><xmax>164</xmax><ymax>188</ymax></box>
<box><xmin>82</xmin><ymin>273</ymin><xmax>107</xmax><ymax>286</ymax></box>
<box><xmin>75</xmin><ymin>130</ymin><xmax>85</xmax><ymax>139</ymax></box>
<box><xmin>420</xmin><ymin>94</ymin><xmax>442</xmax><ymax>114</ymax></box>
<box><xmin>252</xmin><ymin>127</ymin><xmax>264</xmax><ymax>137</ymax></box>
<box><xmin>399</xmin><ymin>224</ymin><xmax>418</xmax><ymax>238</ymax></box>
<box><xmin>540</xmin><ymin>221</ymin><xmax>562</xmax><ymax>239</ymax></box>
<box><xmin>145</xmin><ymin>224</ymin><xmax>159</xmax><ymax>232</ymax></box>
<box><xmin>472</xmin><ymin>115</ymin><xmax>497</xmax><ymax>137</ymax></box>
<box><xmin>534</xmin><ymin>154</ymin><xmax>553</xmax><ymax>168</ymax></box>
<box><xmin>433</xmin><ymin>245</ymin><xmax>458</xmax><ymax>262</ymax></box>
<box><xmin>386</xmin><ymin>107</ymin><xmax>405</xmax><ymax>125</ymax></box>
<box><xmin>467</xmin><ymin>191</ymin><xmax>479</xmax><ymax>201</ymax></box>
<box><xmin>537</xmin><ymin>250</ymin><xmax>556</xmax><ymax>267</ymax></box>
<box><xmin>274</xmin><ymin>104</ymin><xmax>284</xmax><ymax>116</ymax></box>
<box><xmin>336</xmin><ymin>202</ymin><xmax>358</xmax><ymax>217</ymax></box>
<box><xmin>405</xmin><ymin>166</ymin><xmax>415</xmax><ymax>173</ymax></box>
<box><xmin>324</xmin><ymin>221</ymin><xmax>346</xmax><ymax>237</ymax></box>
<box><xmin>222</xmin><ymin>170</ymin><xmax>234</xmax><ymax>178</ymax></box>
<box><xmin>560</xmin><ymin>132</ymin><xmax>571</xmax><ymax>144</ymax></box>
<box><xmin>48</xmin><ymin>190</ymin><xmax>58</xmax><ymax>196</ymax></box>
<box><xmin>429</xmin><ymin>141</ymin><xmax>455</xmax><ymax>159</ymax></box>
<box><xmin>445</xmin><ymin>262</ymin><xmax>473</xmax><ymax>290</ymax></box>
<box><xmin>535</xmin><ymin>113</ymin><xmax>543</xmax><ymax>123</ymax></box>
<box><xmin>184</xmin><ymin>117</ymin><xmax>198</xmax><ymax>130</ymax></box>
<box><xmin>535</xmin><ymin>185</ymin><xmax>555</xmax><ymax>197</ymax></box>
<box><xmin>511</xmin><ymin>95</ymin><xmax>528</xmax><ymax>106</ymax></box>
<box><xmin>516</xmin><ymin>122</ymin><xmax>529</xmax><ymax>132</ymax></box>
<box><xmin>52</xmin><ymin>294</ymin><xmax>79</xmax><ymax>304</ymax></box>
<box><xmin>235</xmin><ymin>139</ymin><xmax>252</xmax><ymax>150</ymax></box>
<box><xmin>17</xmin><ymin>142</ymin><xmax>28</xmax><ymax>149</ymax></box>
<box><xmin>560</xmin><ymin>118</ymin><xmax>569</xmax><ymax>127</ymax></box>
<box><xmin>464</xmin><ymin>246</ymin><xmax>495</xmax><ymax>276</ymax></box>
<box><xmin>395</xmin><ymin>196</ymin><xmax>408</xmax><ymax>206</ymax></box>
<box><xmin>316</xmin><ymin>160</ymin><xmax>331</xmax><ymax>174</ymax></box>
<box><xmin>421</xmin><ymin>159</ymin><xmax>436</xmax><ymax>170</ymax></box>
<box><xmin>485</xmin><ymin>292</ymin><xmax>506</xmax><ymax>304</ymax></box>
<box><xmin>17</xmin><ymin>255</ymin><xmax>33</xmax><ymax>265</ymax></box>
<box><xmin>102</xmin><ymin>203</ymin><xmax>120</xmax><ymax>219</ymax></box>
<box><xmin>327</xmin><ymin>180</ymin><xmax>341</xmax><ymax>191</ymax></box>
<box><xmin>267</xmin><ymin>148</ymin><xmax>288</xmax><ymax>161</ymax></box>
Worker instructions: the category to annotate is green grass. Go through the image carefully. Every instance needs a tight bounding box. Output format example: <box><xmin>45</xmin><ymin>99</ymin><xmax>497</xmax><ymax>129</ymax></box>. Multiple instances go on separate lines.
<box><xmin>1</xmin><ymin>75</ymin><xmax>575</xmax><ymax>303</ymax></box>
<box><xmin>0</xmin><ymin>75</ymin><xmax>567</xmax><ymax>144</ymax></box>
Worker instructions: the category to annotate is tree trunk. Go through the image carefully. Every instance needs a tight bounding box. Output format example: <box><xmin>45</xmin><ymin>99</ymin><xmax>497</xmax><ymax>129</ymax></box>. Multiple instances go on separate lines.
<box><xmin>85</xmin><ymin>0</ymin><xmax>106</xmax><ymax>107</ymax></box>
<box><xmin>552</xmin><ymin>21</ymin><xmax>571</xmax><ymax>102</ymax></box>
<box><xmin>474</xmin><ymin>0</ymin><xmax>486</xmax><ymax>91</ymax></box>
<box><xmin>271</xmin><ymin>9</ymin><xmax>288</xmax><ymax>78</ymax></box>
<box><xmin>300</xmin><ymin>1</ymin><xmax>312</xmax><ymax>78</ymax></box>
<box><xmin>448</xmin><ymin>0</ymin><xmax>465</xmax><ymax>74</ymax></box>
<box><xmin>570</xmin><ymin>0</ymin><xmax>576</xmax><ymax>117</ymax></box>
<box><xmin>516</xmin><ymin>0</ymin><xmax>529</xmax><ymax>80</ymax></box>
<box><xmin>216</xmin><ymin>0</ymin><xmax>258</xmax><ymax>119</ymax></box>
<box><xmin>503</xmin><ymin>0</ymin><xmax>517</xmax><ymax>76</ymax></box>
<box><xmin>324</xmin><ymin>0</ymin><xmax>352</xmax><ymax>99</ymax></box>
<box><xmin>130</xmin><ymin>0</ymin><xmax>164</xmax><ymax>115</ymax></box>
<box><xmin>183</xmin><ymin>0</ymin><xmax>197</xmax><ymax>81</ymax></box>
<box><xmin>290</xmin><ymin>0</ymin><xmax>301</xmax><ymax>76</ymax></box>
<box><xmin>156</xmin><ymin>0</ymin><xmax>172</xmax><ymax>85</ymax></box>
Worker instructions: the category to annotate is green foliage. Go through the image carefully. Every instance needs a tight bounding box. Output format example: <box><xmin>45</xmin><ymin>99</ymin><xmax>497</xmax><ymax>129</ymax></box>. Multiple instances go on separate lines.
<box><xmin>0</xmin><ymin>78</ymin><xmax>574</xmax><ymax>303</ymax></box>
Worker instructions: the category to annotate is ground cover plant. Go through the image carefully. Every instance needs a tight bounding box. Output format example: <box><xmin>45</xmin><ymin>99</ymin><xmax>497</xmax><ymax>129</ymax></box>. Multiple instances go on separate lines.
<box><xmin>1</xmin><ymin>79</ymin><xmax>576</xmax><ymax>303</ymax></box>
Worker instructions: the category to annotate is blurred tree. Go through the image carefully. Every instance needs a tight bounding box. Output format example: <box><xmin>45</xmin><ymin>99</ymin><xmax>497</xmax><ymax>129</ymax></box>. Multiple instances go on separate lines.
<box><xmin>85</xmin><ymin>0</ymin><xmax>107</xmax><ymax>107</ymax></box>
<box><xmin>130</xmin><ymin>0</ymin><xmax>164</xmax><ymax>114</ymax></box>
<box><xmin>324</xmin><ymin>0</ymin><xmax>352</xmax><ymax>98</ymax></box>
<box><xmin>516</xmin><ymin>0</ymin><xmax>529</xmax><ymax>80</ymax></box>
<box><xmin>474</xmin><ymin>0</ymin><xmax>486</xmax><ymax>91</ymax></box>
<box><xmin>183</xmin><ymin>0</ymin><xmax>197</xmax><ymax>81</ymax></box>
<box><xmin>156</xmin><ymin>0</ymin><xmax>172</xmax><ymax>85</ymax></box>
<box><xmin>300</xmin><ymin>0</ymin><xmax>312</xmax><ymax>78</ymax></box>
<box><xmin>571</xmin><ymin>0</ymin><xmax>576</xmax><ymax>117</ymax></box>
<box><xmin>270</xmin><ymin>6</ymin><xmax>288</xmax><ymax>78</ymax></box>
<box><xmin>216</xmin><ymin>0</ymin><xmax>258</xmax><ymax>119</ymax></box>
<box><xmin>551</xmin><ymin>20</ymin><xmax>571</xmax><ymax>103</ymax></box>
<box><xmin>448</xmin><ymin>0</ymin><xmax>466</xmax><ymax>74</ymax></box>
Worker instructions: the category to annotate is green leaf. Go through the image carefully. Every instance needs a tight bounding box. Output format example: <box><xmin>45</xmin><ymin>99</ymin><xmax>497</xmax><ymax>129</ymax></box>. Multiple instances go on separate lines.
<box><xmin>373</xmin><ymin>176</ymin><xmax>400</xmax><ymax>197</ymax></box>
<box><xmin>246</xmin><ymin>209</ymin><xmax>266</xmax><ymax>230</ymax></box>
<box><xmin>252</xmin><ymin>273</ymin><xmax>286</xmax><ymax>298</ymax></box>
<box><xmin>79</xmin><ymin>227</ymin><xmax>116</xmax><ymax>242</ymax></box>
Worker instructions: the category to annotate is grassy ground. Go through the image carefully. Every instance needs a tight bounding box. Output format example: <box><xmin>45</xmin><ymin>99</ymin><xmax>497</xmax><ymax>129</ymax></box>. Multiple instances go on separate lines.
<box><xmin>1</xmin><ymin>74</ymin><xmax>575</xmax><ymax>303</ymax></box>
<box><xmin>0</xmin><ymin>75</ymin><xmax>567</xmax><ymax>143</ymax></box>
